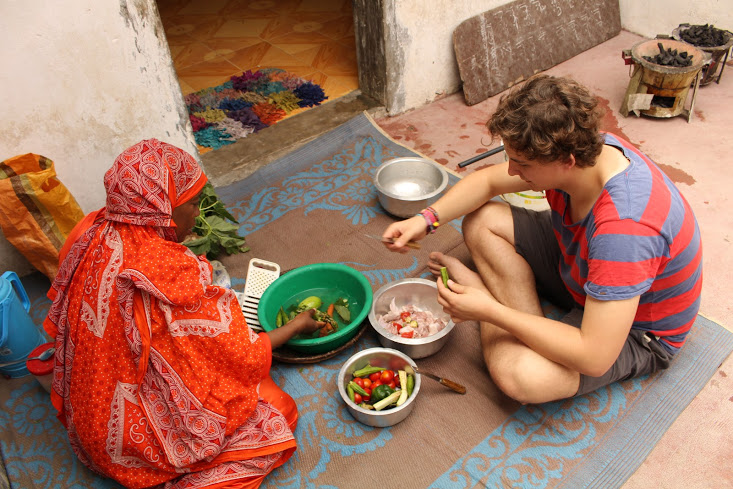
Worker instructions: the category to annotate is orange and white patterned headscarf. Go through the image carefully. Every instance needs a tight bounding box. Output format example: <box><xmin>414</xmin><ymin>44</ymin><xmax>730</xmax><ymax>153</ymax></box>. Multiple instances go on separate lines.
<box><xmin>104</xmin><ymin>138</ymin><xmax>206</xmax><ymax>236</ymax></box>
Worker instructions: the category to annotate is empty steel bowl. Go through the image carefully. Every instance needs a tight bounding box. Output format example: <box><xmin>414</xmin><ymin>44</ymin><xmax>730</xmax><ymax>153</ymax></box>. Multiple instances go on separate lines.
<box><xmin>368</xmin><ymin>278</ymin><xmax>455</xmax><ymax>359</ymax></box>
<box><xmin>337</xmin><ymin>347</ymin><xmax>421</xmax><ymax>427</ymax></box>
<box><xmin>374</xmin><ymin>157</ymin><xmax>449</xmax><ymax>218</ymax></box>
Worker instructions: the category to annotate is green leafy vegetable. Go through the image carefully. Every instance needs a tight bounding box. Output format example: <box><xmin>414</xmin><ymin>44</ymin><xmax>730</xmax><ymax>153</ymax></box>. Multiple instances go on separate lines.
<box><xmin>184</xmin><ymin>183</ymin><xmax>249</xmax><ymax>260</ymax></box>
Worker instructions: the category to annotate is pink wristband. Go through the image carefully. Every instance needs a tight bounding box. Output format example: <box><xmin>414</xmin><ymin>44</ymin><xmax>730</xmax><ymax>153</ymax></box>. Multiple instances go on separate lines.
<box><xmin>418</xmin><ymin>207</ymin><xmax>440</xmax><ymax>234</ymax></box>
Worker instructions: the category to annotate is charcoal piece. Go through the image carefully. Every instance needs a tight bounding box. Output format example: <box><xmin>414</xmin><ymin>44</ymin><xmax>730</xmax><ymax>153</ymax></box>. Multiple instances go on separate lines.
<box><xmin>679</xmin><ymin>23</ymin><xmax>730</xmax><ymax>47</ymax></box>
<box><xmin>644</xmin><ymin>45</ymin><xmax>693</xmax><ymax>67</ymax></box>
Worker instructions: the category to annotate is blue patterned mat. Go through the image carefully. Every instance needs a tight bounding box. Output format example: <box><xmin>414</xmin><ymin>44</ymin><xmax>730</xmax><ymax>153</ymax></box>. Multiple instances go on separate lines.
<box><xmin>2</xmin><ymin>113</ymin><xmax>731</xmax><ymax>489</ymax></box>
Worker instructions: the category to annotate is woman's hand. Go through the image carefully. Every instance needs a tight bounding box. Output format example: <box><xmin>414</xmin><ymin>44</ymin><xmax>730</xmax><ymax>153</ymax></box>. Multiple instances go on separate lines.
<box><xmin>265</xmin><ymin>309</ymin><xmax>325</xmax><ymax>349</ymax></box>
<box><xmin>382</xmin><ymin>215</ymin><xmax>427</xmax><ymax>253</ymax></box>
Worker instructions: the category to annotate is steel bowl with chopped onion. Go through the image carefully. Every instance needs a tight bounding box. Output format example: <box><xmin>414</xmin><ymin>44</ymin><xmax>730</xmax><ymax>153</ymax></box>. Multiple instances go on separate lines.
<box><xmin>368</xmin><ymin>278</ymin><xmax>455</xmax><ymax>359</ymax></box>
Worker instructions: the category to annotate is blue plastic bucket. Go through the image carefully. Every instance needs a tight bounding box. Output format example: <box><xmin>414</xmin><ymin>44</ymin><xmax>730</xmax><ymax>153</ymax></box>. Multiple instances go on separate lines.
<box><xmin>0</xmin><ymin>271</ymin><xmax>47</xmax><ymax>378</ymax></box>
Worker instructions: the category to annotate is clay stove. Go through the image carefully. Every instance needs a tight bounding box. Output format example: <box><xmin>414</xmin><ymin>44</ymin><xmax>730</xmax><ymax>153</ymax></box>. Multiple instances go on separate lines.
<box><xmin>620</xmin><ymin>39</ymin><xmax>705</xmax><ymax>123</ymax></box>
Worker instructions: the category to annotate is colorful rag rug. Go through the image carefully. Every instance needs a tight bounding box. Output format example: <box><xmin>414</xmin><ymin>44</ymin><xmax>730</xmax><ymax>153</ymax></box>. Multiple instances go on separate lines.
<box><xmin>185</xmin><ymin>68</ymin><xmax>328</xmax><ymax>152</ymax></box>
<box><xmin>1</xmin><ymin>113</ymin><xmax>732</xmax><ymax>489</ymax></box>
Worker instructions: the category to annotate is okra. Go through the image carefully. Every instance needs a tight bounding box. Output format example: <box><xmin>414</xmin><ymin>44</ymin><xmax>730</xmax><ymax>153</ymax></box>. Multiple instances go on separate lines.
<box><xmin>440</xmin><ymin>266</ymin><xmax>449</xmax><ymax>287</ymax></box>
<box><xmin>347</xmin><ymin>384</ymin><xmax>355</xmax><ymax>402</ymax></box>
<box><xmin>276</xmin><ymin>306</ymin><xmax>287</xmax><ymax>327</ymax></box>
<box><xmin>348</xmin><ymin>381</ymin><xmax>368</xmax><ymax>397</ymax></box>
<box><xmin>352</xmin><ymin>365</ymin><xmax>386</xmax><ymax>378</ymax></box>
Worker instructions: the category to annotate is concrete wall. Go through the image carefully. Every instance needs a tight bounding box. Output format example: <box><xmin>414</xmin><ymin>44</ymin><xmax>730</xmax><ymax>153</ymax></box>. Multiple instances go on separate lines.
<box><xmin>0</xmin><ymin>0</ymin><xmax>196</xmax><ymax>277</ymax></box>
<box><xmin>619</xmin><ymin>0</ymin><xmax>733</xmax><ymax>39</ymax></box>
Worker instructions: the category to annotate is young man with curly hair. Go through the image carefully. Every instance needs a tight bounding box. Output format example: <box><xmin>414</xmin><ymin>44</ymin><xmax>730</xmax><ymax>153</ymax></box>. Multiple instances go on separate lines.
<box><xmin>381</xmin><ymin>75</ymin><xmax>702</xmax><ymax>403</ymax></box>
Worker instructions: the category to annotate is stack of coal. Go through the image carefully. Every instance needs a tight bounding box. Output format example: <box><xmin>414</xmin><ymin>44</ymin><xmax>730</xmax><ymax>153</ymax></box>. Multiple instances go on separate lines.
<box><xmin>643</xmin><ymin>43</ymin><xmax>693</xmax><ymax>67</ymax></box>
<box><xmin>679</xmin><ymin>24</ymin><xmax>730</xmax><ymax>47</ymax></box>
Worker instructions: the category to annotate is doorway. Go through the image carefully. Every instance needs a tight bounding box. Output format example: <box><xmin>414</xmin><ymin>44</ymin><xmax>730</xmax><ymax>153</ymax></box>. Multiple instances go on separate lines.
<box><xmin>156</xmin><ymin>0</ymin><xmax>359</xmax><ymax>112</ymax></box>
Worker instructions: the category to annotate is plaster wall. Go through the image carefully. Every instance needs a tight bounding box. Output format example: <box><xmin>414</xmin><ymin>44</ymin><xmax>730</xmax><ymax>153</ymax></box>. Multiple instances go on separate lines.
<box><xmin>0</xmin><ymin>0</ymin><xmax>196</xmax><ymax>277</ymax></box>
<box><xmin>619</xmin><ymin>0</ymin><xmax>733</xmax><ymax>39</ymax></box>
<box><xmin>386</xmin><ymin>0</ymin><xmax>513</xmax><ymax>114</ymax></box>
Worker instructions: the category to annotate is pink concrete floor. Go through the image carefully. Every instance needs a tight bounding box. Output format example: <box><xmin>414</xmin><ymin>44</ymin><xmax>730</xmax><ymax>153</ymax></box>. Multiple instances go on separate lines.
<box><xmin>375</xmin><ymin>30</ymin><xmax>733</xmax><ymax>488</ymax></box>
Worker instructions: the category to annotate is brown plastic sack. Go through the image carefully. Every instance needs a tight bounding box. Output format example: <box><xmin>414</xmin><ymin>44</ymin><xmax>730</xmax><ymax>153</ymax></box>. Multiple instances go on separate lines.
<box><xmin>0</xmin><ymin>153</ymin><xmax>84</xmax><ymax>280</ymax></box>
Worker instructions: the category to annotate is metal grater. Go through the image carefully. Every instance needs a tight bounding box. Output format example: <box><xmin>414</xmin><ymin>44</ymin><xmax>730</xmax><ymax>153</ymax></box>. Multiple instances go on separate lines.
<box><xmin>241</xmin><ymin>258</ymin><xmax>280</xmax><ymax>330</ymax></box>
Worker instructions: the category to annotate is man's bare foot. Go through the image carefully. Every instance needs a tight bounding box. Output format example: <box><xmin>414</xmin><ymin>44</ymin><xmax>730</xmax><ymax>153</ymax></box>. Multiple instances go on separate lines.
<box><xmin>428</xmin><ymin>252</ymin><xmax>487</xmax><ymax>291</ymax></box>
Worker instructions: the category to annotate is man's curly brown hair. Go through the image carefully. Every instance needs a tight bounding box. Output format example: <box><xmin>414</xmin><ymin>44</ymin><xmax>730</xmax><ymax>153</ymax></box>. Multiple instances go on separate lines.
<box><xmin>487</xmin><ymin>75</ymin><xmax>605</xmax><ymax>167</ymax></box>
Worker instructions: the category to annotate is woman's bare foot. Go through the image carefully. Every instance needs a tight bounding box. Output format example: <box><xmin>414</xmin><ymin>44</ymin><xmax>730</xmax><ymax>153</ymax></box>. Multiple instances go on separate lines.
<box><xmin>428</xmin><ymin>252</ymin><xmax>487</xmax><ymax>291</ymax></box>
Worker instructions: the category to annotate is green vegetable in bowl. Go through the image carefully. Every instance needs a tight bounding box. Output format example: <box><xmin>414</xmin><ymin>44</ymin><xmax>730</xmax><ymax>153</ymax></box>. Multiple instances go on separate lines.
<box><xmin>370</xmin><ymin>384</ymin><xmax>395</xmax><ymax>404</ymax></box>
<box><xmin>297</xmin><ymin>296</ymin><xmax>322</xmax><ymax>311</ymax></box>
<box><xmin>352</xmin><ymin>365</ymin><xmax>385</xmax><ymax>378</ymax></box>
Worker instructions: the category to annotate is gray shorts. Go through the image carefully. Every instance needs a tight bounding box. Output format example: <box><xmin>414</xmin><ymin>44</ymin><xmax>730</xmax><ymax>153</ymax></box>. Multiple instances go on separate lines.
<box><xmin>511</xmin><ymin>206</ymin><xmax>672</xmax><ymax>396</ymax></box>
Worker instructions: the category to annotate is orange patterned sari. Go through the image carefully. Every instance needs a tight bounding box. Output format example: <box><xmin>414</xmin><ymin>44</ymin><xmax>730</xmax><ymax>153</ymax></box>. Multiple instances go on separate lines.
<box><xmin>44</xmin><ymin>139</ymin><xmax>297</xmax><ymax>488</ymax></box>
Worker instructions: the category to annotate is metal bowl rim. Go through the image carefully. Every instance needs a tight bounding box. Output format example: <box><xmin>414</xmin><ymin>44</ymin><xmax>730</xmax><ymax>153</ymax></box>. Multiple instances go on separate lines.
<box><xmin>373</xmin><ymin>158</ymin><xmax>449</xmax><ymax>202</ymax></box>
<box><xmin>368</xmin><ymin>277</ymin><xmax>455</xmax><ymax>345</ymax></box>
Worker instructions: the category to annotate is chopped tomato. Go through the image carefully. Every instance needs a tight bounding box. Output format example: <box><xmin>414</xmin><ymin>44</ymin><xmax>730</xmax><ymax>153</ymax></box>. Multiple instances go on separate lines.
<box><xmin>400</xmin><ymin>311</ymin><xmax>411</xmax><ymax>320</ymax></box>
<box><xmin>400</xmin><ymin>329</ymin><xmax>414</xmax><ymax>338</ymax></box>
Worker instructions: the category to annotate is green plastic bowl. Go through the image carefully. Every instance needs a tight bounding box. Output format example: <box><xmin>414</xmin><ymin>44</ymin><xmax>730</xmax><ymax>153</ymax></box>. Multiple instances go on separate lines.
<box><xmin>258</xmin><ymin>263</ymin><xmax>373</xmax><ymax>354</ymax></box>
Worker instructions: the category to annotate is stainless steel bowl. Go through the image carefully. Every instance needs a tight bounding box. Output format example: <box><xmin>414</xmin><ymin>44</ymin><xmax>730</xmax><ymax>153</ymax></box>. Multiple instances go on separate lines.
<box><xmin>337</xmin><ymin>347</ymin><xmax>421</xmax><ymax>427</ymax></box>
<box><xmin>374</xmin><ymin>157</ymin><xmax>449</xmax><ymax>218</ymax></box>
<box><xmin>368</xmin><ymin>278</ymin><xmax>455</xmax><ymax>359</ymax></box>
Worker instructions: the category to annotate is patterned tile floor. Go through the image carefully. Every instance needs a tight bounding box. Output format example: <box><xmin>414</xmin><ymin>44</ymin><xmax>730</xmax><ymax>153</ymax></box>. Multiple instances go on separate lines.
<box><xmin>156</xmin><ymin>0</ymin><xmax>359</xmax><ymax>102</ymax></box>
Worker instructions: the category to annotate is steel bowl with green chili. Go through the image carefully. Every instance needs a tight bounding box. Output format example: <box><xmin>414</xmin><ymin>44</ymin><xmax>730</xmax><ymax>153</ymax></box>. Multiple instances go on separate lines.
<box><xmin>258</xmin><ymin>263</ymin><xmax>372</xmax><ymax>354</ymax></box>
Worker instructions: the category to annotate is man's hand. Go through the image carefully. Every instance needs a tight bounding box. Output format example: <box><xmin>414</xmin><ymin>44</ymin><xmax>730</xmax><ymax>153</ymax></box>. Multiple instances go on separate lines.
<box><xmin>382</xmin><ymin>215</ymin><xmax>427</xmax><ymax>253</ymax></box>
<box><xmin>436</xmin><ymin>276</ymin><xmax>496</xmax><ymax>323</ymax></box>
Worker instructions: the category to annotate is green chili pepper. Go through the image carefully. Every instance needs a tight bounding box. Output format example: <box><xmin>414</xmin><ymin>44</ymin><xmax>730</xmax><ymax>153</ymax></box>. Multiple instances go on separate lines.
<box><xmin>406</xmin><ymin>374</ymin><xmax>415</xmax><ymax>397</ymax></box>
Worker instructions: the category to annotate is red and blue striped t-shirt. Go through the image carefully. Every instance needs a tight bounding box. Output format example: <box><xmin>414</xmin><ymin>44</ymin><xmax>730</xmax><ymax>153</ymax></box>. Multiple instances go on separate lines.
<box><xmin>546</xmin><ymin>133</ymin><xmax>702</xmax><ymax>354</ymax></box>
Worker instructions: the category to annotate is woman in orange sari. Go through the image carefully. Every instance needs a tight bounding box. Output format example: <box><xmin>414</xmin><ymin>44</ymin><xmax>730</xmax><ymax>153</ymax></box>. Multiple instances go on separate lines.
<box><xmin>44</xmin><ymin>139</ymin><xmax>322</xmax><ymax>488</ymax></box>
